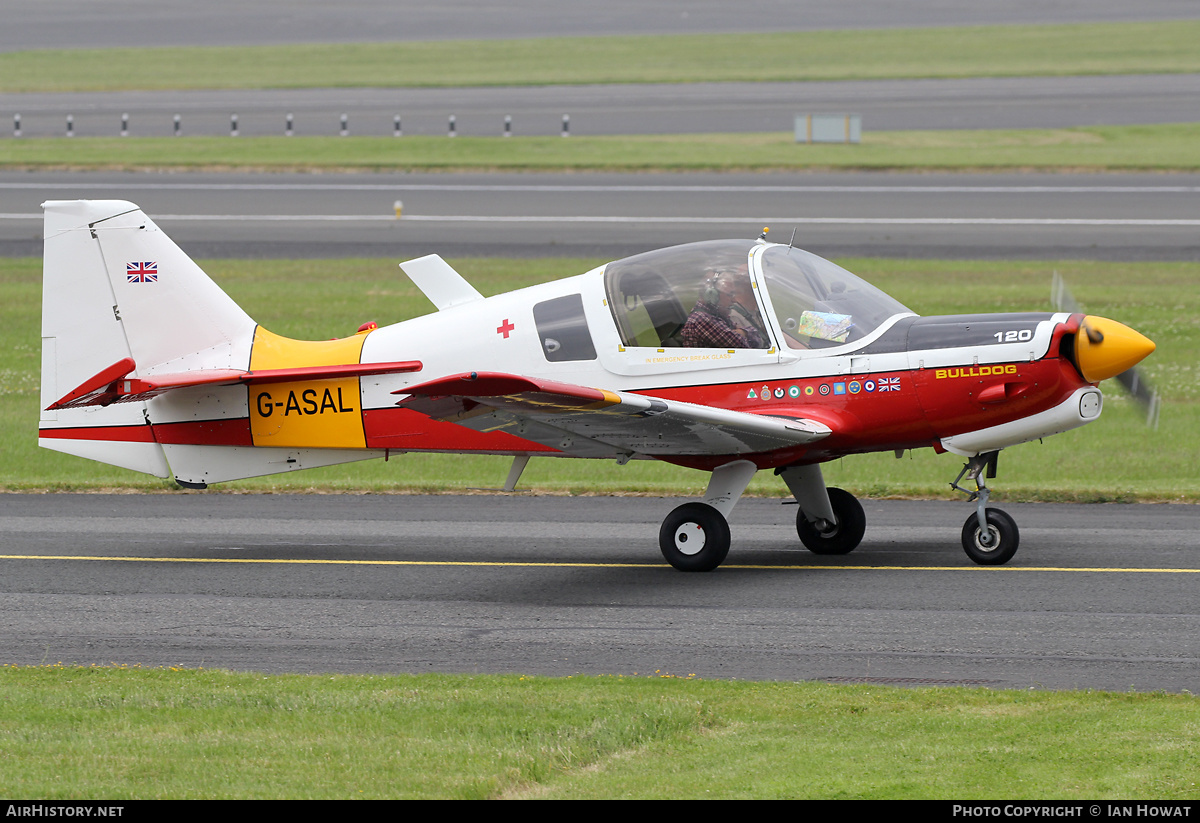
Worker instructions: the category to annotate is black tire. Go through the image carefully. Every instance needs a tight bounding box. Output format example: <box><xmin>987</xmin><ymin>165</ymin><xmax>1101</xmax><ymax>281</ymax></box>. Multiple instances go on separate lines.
<box><xmin>659</xmin><ymin>503</ymin><xmax>731</xmax><ymax>572</ymax></box>
<box><xmin>961</xmin><ymin>508</ymin><xmax>1020</xmax><ymax>566</ymax></box>
<box><xmin>796</xmin><ymin>487</ymin><xmax>866</xmax><ymax>555</ymax></box>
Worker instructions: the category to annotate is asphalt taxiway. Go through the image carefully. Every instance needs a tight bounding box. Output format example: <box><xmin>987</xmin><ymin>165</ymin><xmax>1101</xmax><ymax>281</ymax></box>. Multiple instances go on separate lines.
<box><xmin>2</xmin><ymin>494</ymin><xmax>1197</xmax><ymax>690</ymax></box>
<box><xmin>8</xmin><ymin>74</ymin><xmax>1200</xmax><ymax>139</ymax></box>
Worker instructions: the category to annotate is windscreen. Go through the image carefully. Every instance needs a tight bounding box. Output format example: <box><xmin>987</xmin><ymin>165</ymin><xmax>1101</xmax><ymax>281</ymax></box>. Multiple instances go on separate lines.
<box><xmin>759</xmin><ymin>246</ymin><xmax>912</xmax><ymax>349</ymax></box>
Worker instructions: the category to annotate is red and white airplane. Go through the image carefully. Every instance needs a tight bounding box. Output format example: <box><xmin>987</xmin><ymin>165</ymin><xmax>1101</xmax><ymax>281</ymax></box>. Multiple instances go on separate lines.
<box><xmin>38</xmin><ymin>200</ymin><xmax>1156</xmax><ymax>571</ymax></box>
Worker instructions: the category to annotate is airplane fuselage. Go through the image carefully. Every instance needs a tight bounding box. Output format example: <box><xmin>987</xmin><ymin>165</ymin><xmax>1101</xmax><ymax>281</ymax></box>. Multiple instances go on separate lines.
<box><xmin>346</xmin><ymin>267</ymin><xmax>1096</xmax><ymax>469</ymax></box>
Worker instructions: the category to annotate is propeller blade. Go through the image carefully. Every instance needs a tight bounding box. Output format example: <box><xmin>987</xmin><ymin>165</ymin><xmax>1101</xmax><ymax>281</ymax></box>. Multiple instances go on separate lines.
<box><xmin>1116</xmin><ymin>367</ymin><xmax>1161</xmax><ymax>429</ymax></box>
<box><xmin>1052</xmin><ymin>272</ymin><xmax>1104</xmax><ymax>342</ymax></box>
<box><xmin>1052</xmin><ymin>272</ymin><xmax>1159</xmax><ymax>429</ymax></box>
<box><xmin>1051</xmin><ymin>271</ymin><xmax>1081</xmax><ymax>314</ymax></box>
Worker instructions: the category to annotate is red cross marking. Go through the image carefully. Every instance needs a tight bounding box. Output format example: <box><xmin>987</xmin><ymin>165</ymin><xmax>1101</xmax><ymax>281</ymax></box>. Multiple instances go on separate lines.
<box><xmin>497</xmin><ymin>318</ymin><xmax>515</xmax><ymax>338</ymax></box>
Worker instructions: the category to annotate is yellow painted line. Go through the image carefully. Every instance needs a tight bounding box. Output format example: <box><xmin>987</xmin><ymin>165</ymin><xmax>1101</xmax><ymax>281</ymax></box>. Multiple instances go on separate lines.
<box><xmin>0</xmin><ymin>555</ymin><xmax>647</xmax><ymax>568</ymax></box>
<box><xmin>2</xmin><ymin>555</ymin><xmax>1199</xmax><ymax>573</ymax></box>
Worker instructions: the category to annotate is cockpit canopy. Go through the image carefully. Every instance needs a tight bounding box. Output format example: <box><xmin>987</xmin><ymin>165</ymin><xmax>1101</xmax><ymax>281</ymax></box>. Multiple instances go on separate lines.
<box><xmin>603</xmin><ymin>240</ymin><xmax>913</xmax><ymax>352</ymax></box>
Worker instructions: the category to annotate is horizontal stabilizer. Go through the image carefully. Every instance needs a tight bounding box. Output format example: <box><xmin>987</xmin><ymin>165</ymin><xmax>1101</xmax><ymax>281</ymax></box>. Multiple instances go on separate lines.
<box><xmin>49</xmin><ymin>358</ymin><xmax>423</xmax><ymax>410</ymax></box>
<box><xmin>45</xmin><ymin>357</ymin><xmax>138</xmax><ymax>410</ymax></box>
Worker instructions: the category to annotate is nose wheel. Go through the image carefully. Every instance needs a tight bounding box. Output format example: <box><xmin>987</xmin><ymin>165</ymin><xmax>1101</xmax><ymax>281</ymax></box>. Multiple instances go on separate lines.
<box><xmin>961</xmin><ymin>507</ymin><xmax>1019</xmax><ymax>565</ymax></box>
<box><xmin>952</xmin><ymin>452</ymin><xmax>1020</xmax><ymax>566</ymax></box>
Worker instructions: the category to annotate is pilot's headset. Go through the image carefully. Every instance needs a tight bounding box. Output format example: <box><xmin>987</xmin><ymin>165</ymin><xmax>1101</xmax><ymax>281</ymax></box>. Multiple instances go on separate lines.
<box><xmin>701</xmin><ymin>270</ymin><xmax>724</xmax><ymax>306</ymax></box>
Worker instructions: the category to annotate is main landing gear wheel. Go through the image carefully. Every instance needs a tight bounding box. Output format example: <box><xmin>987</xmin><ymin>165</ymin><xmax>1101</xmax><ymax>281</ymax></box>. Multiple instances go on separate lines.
<box><xmin>961</xmin><ymin>508</ymin><xmax>1020</xmax><ymax>566</ymax></box>
<box><xmin>659</xmin><ymin>502</ymin><xmax>731</xmax><ymax>572</ymax></box>
<box><xmin>796</xmin><ymin>487</ymin><xmax>866</xmax><ymax>555</ymax></box>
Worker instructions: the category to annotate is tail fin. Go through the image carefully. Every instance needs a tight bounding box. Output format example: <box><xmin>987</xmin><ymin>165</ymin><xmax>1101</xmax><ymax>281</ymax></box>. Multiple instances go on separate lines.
<box><xmin>40</xmin><ymin>200</ymin><xmax>396</xmax><ymax>487</ymax></box>
<box><xmin>39</xmin><ymin>200</ymin><xmax>257</xmax><ymax>477</ymax></box>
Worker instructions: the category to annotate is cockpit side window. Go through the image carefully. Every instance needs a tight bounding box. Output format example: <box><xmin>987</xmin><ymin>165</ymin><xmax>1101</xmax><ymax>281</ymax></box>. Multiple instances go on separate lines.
<box><xmin>603</xmin><ymin>240</ymin><xmax>768</xmax><ymax>349</ymax></box>
<box><xmin>533</xmin><ymin>293</ymin><xmax>597</xmax><ymax>362</ymax></box>
<box><xmin>760</xmin><ymin>247</ymin><xmax>911</xmax><ymax>350</ymax></box>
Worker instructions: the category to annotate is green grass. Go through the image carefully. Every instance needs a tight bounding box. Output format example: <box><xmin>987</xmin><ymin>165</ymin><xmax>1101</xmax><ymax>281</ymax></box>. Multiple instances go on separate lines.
<box><xmin>5</xmin><ymin>125</ymin><xmax>1200</xmax><ymax>172</ymax></box>
<box><xmin>7</xmin><ymin>256</ymin><xmax>1195</xmax><ymax>499</ymax></box>
<box><xmin>4</xmin><ymin>21</ymin><xmax>1200</xmax><ymax>92</ymax></box>
<box><xmin>1</xmin><ymin>666</ymin><xmax>1196</xmax><ymax>799</ymax></box>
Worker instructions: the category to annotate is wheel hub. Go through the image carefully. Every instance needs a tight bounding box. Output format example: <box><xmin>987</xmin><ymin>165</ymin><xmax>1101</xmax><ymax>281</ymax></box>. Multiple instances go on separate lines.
<box><xmin>815</xmin><ymin>518</ymin><xmax>839</xmax><ymax>538</ymax></box>
<box><xmin>674</xmin><ymin>522</ymin><xmax>706</xmax><ymax>555</ymax></box>
<box><xmin>972</xmin><ymin>525</ymin><xmax>1000</xmax><ymax>553</ymax></box>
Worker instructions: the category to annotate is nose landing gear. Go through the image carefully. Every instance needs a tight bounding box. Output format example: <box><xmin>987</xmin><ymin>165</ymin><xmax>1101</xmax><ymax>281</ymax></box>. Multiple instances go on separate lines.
<box><xmin>951</xmin><ymin>451</ymin><xmax>1020</xmax><ymax>565</ymax></box>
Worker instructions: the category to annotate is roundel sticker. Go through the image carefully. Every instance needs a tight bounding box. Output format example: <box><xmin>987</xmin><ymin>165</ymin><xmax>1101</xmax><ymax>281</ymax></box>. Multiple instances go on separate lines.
<box><xmin>788</xmin><ymin>385</ymin><xmax>801</xmax><ymax>398</ymax></box>
<box><xmin>818</xmin><ymin>384</ymin><xmax>830</xmax><ymax>396</ymax></box>
<box><xmin>804</xmin><ymin>385</ymin><xmax>814</xmax><ymax>396</ymax></box>
<box><xmin>864</xmin><ymin>380</ymin><xmax>876</xmax><ymax>392</ymax></box>
<box><xmin>773</xmin><ymin>387</ymin><xmax>785</xmax><ymax>399</ymax></box>
<box><xmin>849</xmin><ymin>381</ymin><xmax>861</xmax><ymax>394</ymax></box>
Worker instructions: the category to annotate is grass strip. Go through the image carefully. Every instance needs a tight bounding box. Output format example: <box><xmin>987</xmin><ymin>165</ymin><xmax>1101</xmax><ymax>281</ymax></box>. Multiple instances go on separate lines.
<box><xmin>3</xmin><ymin>22</ymin><xmax>1200</xmax><ymax>92</ymax></box>
<box><xmin>0</xmin><ymin>665</ymin><xmax>1196</xmax><ymax>799</ymax></box>
<box><xmin>4</xmin><ymin>125</ymin><xmax>1200</xmax><ymax>172</ymax></box>
<box><xmin>6</xmin><ymin>256</ymin><xmax>1195</xmax><ymax>499</ymax></box>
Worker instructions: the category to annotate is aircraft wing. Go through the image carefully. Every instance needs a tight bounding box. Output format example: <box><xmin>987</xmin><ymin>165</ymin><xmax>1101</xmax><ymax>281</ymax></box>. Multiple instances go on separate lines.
<box><xmin>47</xmin><ymin>357</ymin><xmax>423</xmax><ymax>410</ymax></box>
<box><xmin>394</xmin><ymin>371</ymin><xmax>832</xmax><ymax>458</ymax></box>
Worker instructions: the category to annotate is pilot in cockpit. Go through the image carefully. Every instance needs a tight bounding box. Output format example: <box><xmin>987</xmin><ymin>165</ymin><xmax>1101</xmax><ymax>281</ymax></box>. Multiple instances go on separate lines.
<box><xmin>679</xmin><ymin>265</ymin><xmax>768</xmax><ymax>349</ymax></box>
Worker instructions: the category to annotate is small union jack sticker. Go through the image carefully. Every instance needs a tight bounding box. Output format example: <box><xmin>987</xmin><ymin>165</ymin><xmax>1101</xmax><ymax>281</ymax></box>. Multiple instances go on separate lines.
<box><xmin>127</xmin><ymin>261</ymin><xmax>158</xmax><ymax>283</ymax></box>
<box><xmin>878</xmin><ymin>377</ymin><xmax>901</xmax><ymax>392</ymax></box>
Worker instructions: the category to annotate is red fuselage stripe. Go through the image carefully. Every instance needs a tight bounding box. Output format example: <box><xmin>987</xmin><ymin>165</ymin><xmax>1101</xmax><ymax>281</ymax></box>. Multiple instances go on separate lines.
<box><xmin>39</xmin><ymin>425</ymin><xmax>156</xmax><ymax>443</ymax></box>
<box><xmin>152</xmin><ymin>418</ymin><xmax>253</xmax><ymax>446</ymax></box>
<box><xmin>40</xmin><ymin>419</ymin><xmax>254</xmax><ymax>447</ymax></box>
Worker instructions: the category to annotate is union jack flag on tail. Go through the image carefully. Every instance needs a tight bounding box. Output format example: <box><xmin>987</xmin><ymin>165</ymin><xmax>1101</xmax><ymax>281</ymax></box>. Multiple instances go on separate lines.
<box><xmin>127</xmin><ymin>261</ymin><xmax>157</xmax><ymax>283</ymax></box>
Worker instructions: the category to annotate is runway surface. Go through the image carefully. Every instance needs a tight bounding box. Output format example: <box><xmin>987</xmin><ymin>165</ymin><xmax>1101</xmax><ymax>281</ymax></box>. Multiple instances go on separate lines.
<box><xmin>4</xmin><ymin>0</ymin><xmax>1196</xmax><ymax>51</ymax></box>
<box><xmin>2</xmin><ymin>494</ymin><xmax>1197</xmax><ymax>691</ymax></box>
<box><xmin>5</xmin><ymin>170</ymin><xmax>1199</xmax><ymax>260</ymax></box>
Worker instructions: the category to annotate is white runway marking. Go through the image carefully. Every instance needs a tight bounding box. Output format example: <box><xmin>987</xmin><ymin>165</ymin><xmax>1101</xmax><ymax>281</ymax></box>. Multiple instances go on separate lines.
<box><xmin>5</xmin><ymin>213</ymin><xmax>1199</xmax><ymax>226</ymax></box>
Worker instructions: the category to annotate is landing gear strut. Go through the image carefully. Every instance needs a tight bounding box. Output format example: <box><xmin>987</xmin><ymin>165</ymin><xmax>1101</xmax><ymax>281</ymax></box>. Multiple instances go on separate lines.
<box><xmin>658</xmin><ymin>455</ymin><xmax>1022</xmax><ymax>570</ymax></box>
<box><xmin>795</xmin><ymin>487</ymin><xmax>866</xmax><ymax>555</ymax></box>
<box><xmin>659</xmin><ymin>460</ymin><xmax>757</xmax><ymax>572</ymax></box>
<box><xmin>779</xmin><ymin>464</ymin><xmax>866</xmax><ymax>556</ymax></box>
<box><xmin>951</xmin><ymin>451</ymin><xmax>1020</xmax><ymax>565</ymax></box>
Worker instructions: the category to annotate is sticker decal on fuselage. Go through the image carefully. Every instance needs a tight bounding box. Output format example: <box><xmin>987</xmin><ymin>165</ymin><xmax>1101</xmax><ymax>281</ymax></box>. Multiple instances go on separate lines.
<box><xmin>742</xmin><ymin>374</ymin><xmax>908</xmax><ymax>404</ymax></box>
<box><xmin>934</xmin><ymin>364</ymin><xmax>1019</xmax><ymax>380</ymax></box>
